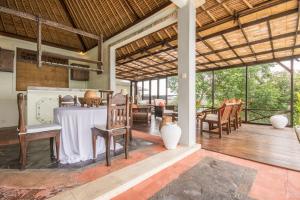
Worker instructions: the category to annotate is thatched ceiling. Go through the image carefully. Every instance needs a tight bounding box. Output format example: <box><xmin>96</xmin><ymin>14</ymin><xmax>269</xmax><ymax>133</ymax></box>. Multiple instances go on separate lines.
<box><xmin>0</xmin><ymin>0</ymin><xmax>171</xmax><ymax>51</ymax></box>
<box><xmin>116</xmin><ymin>0</ymin><xmax>300</xmax><ymax>81</ymax></box>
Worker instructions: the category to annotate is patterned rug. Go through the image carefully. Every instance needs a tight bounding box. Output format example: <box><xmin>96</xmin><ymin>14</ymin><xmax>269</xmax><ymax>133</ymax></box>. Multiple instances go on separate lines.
<box><xmin>150</xmin><ymin>157</ymin><xmax>257</xmax><ymax>200</ymax></box>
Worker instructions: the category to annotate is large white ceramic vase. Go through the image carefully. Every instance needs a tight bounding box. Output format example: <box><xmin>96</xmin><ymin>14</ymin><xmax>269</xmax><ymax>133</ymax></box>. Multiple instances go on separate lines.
<box><xmin>160</xmin><ymin>123</ymin><xmax>182</xmax><ymax>150</ymax></box>
<box><xmin>270</xmin><ymin>115</ymin><xmax>288</xmax><ymax>129</ymax></box>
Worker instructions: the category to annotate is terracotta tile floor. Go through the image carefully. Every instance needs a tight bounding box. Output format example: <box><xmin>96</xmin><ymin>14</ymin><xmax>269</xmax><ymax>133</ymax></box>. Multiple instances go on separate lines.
<box><xmin>0</xmin><ymin>131</ymin><xmax>164</xmax><ymax>200</ymax></box>
<box><xmin>114</xmin><ymin>149</ymin><xmax>300</xmax><ymax>200</ymax></box>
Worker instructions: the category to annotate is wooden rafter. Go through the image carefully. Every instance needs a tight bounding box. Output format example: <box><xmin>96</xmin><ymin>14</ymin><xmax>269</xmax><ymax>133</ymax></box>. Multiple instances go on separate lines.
<box><xmin>59</xmin><ymin>0</ymin><xmax>87</xmax><ymax>51</ymax></box>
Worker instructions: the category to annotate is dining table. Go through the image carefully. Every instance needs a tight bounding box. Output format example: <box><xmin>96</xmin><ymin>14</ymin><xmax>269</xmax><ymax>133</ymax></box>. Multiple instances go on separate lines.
<box><xmin>53</xmin><ymin>106</ymin><xmax>119</xmax><ymax>164</ymax></box>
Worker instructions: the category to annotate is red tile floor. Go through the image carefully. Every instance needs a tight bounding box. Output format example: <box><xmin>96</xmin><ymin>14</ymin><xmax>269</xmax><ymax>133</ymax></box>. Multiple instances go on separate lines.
<box><xmin>114</xmin><ymin>149</ymin><xmax>300</xmax><ymax>200</ymax></box>
<box><xmin>0</xmin><ymin>131</ymin><xmax>164</xmax><ymax>200</ymax></box>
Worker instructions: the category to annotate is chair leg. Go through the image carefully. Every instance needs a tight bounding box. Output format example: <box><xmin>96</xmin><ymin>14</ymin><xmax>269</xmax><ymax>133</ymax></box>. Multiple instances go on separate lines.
<box><xmin>226</xmin><ymin>123</ymin><xmax>230</xmax><ymax>135</ymax></box>
<box><xmin>218</xmin><ymin>122</ymin><xmax>222</xmax><ymax>138</ymax></box>
<box><xmin>200</xmin><ymin>120</ymin><xmax>203</xmax><ymax>136</ymax></box>
<box><xmin>125</xmin><ymin>128</ymin><xmax>129</xmax><ymax>159</ymax></box>
<box><xmin>113</xmin><ymin>137</ymin><xmax>116</xmax><ymax>156</ymax></box>
<box><xmin>129</xmin><ymin>128</ymin><xmax>133</xmax><ymax>141</ymax></box>
<box><xmin>50</xmin><ymin>137</ymin><xmax>55</xmax><ymax>160</ymax></box>
<box><xmin>105</xmin><ymin>133</ymin><xmax>111</xmax><ymax>166</ymax></box>
<box><xmin>19</xmin><ymin>137</ymin><xmax>27</xmax><ymax>170</ymax></box>
<box><xmin>55</xmin><ymin>133</ymin><xmax>60</xmax><ymax>162</ymax></box>
<box><xmin>92</xmin><ymin>129</ymin><xmax>97</xmax><ymax>161</ymax></box>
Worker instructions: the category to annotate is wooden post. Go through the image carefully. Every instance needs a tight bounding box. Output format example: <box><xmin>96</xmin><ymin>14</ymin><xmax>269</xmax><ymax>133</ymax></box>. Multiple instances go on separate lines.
<box><xmin>97</xmin><ymin>35</ymin><xmax>103</xmax><ymax>74</ymax></box>
<box><xmin>149</xmin><ymin>80</ymin><xmax>152</xmax><ymax>104</ymax></box>
<box><xmin>291</xmin><ymin>59</ymin><xmax>294</xmax><ymax>126</ymax></box>
<box><xmin>245</xmin><ymin>65</ymin><xmax>248</xmax><ymax>123</ymax></box>
<box><xmin>212</xmin><ymin>70</ymin><xmax>215</xmax><ymax>108</ymax></box>
<box><xmin>166</xmin><ymin>77</ymin><xmax>168</xmax><ymax>105</ymax></box>
<box><xmin>37</xmin><ymin>16</ymin><xmax>42</xmax><ymax>68</ymax></box>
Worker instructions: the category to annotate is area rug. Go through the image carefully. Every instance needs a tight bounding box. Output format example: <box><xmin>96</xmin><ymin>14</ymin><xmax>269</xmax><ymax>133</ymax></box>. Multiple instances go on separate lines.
<box><xmin>150</xmin><ymin>157</ymin><xmax>257</xmax><ymax>200</ymax></box>
<box><xmin>0</xmin><ymin>137</ymin><xmax>155</xmax><ymax>169</ymax></box>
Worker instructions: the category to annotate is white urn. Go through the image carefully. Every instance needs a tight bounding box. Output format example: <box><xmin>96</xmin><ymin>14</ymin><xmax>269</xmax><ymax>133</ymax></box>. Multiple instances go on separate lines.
<box><xmin>160</xmin><ymin>123</ymin><xmax>182</xmax><ymax>150</ymax></box>
<box><xmin>270</xmin><ymin>115</ymin><xmax>288</xmax><ymax>129</ymax></box>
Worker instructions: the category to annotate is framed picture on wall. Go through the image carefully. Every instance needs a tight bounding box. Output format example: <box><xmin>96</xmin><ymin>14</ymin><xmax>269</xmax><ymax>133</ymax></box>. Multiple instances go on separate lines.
<box><xmin>70</xmin><ymin>63</ymin><xmax>90</xmax><ymax>81</ymax></box>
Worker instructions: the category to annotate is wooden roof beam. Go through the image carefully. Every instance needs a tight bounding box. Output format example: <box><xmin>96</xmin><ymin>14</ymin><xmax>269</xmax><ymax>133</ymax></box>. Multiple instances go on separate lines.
<box><xmin>266</xmin><ymin>20</ymin><xmax>275</xmax><ymax>60</ymax></box>
<box><xmin>59</xmin><ymin>0</ymin><xmax>87</xmax><ymax>52</ymax></box>
<box><xmin>292</xmin><ymin>0</ymin><xmax>300</xmax><ymax>56</ymax></box>
<box><xmin>0</xmin><ymin>6</ymin><xmax>101</xmax><ymax>40</ymax></box>
<box><xmin>197</xmin><ymin>44</ymin><xmax>300</xmax><ymax>66</ymax></box>
<box><xmin>221</xmin><ymin>34</ymin><xmax>246</xmax><ymax>65</ymax></box>
<box><xmin>117</xmin><ymin>1</ymin><xmax>295</xmax><ymax>63</ymax></box>
<box><xmin>235</xmin><ymin>13</ymin><xmax>257</xmax><ymax>61</ymax></box>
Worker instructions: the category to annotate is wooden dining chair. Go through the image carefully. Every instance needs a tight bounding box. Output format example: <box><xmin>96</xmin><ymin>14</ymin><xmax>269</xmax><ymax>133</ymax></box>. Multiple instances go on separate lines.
<box><xmin>229</xmin><ymin>102</ymin><xmax>239</xmax><ymax>131</ymax></box>
<box><xmin>17</xmin><ymin>93</ymin><xmax>61</xmax><ymax>169</ymax></box>
<box><xmin>199</xmin><ymin>103</ymin><xmax>233</xmax><ymax>138</ymax></box>
<box><xmin>58</xmin><ymin>95</ymin><xmax>77</xmax><ymax>107</ymax></box>
<box><xmin>92</xmin><ymin>93</ymin><xmax>130</xmax><ymax>166</ymax></box>
<box><xmin>236</xmin><ymin>100</ymin><xmax>243</xmax><ymax>127</ymax></box>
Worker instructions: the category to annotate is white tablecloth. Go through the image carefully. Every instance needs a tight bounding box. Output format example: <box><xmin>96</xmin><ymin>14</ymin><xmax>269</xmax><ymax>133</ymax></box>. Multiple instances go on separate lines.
<box><xmin>54</xmin><ymin>106</ymin><xmax>110</xmax><ymax>164</ymax></box>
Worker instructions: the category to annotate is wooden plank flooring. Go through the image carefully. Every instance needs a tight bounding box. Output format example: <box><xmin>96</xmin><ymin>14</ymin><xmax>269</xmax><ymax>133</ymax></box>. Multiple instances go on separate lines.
<box><xmin>198</xmin><ymin>124</ymin><xmax>300</xmax><ymax>171</ymax></box>
<box><xmin>133</xmin><ymin>117</ymin><xmax>300</xmax><ymax>171</ymax></box>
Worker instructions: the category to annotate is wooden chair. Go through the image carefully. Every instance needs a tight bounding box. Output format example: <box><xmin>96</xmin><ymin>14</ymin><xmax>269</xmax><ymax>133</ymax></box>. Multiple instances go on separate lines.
<box><xmin>229</xmin><ymin>102</ymin><xmax>239</xmax><ymax>131</ymax></box>
<box><xmin>17</xmin><ymin>93</ymin><xmax>61</xmax><ymax>169</ymax></box>
<box><xmin>199</xmin><ymin>103</ymin><xmax>233</xmax><ymax>138</ymax></box>
<box><xmin>92</xmin><ymin>93</ymin><xmax>130</xmax><ymax>166</ymax></box>
<box><xmin>58</xmin><ymin>95</ymin><xmax>77</xmax><ymax>107</ymax></box>
<box><xmin>236</xmin><ymin>101</ymin><xmax>243</xmax><ymax>127</ymax></box>
<box><xmin>131</xmin><ymin>104</ymin><xmax>152</xmax><ymax>124</ymax></box>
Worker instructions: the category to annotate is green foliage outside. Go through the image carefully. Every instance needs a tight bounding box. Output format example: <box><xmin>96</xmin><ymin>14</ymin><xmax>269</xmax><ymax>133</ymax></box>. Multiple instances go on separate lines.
<box><xmin>167</xmin><ymin>63</ymin><xmax>300</xmax><ymax>125</ymax></box>
<box><xmin>295</xmin><ymin>93</ymin><xmax>300</xmax><ymax>125</ymax></box>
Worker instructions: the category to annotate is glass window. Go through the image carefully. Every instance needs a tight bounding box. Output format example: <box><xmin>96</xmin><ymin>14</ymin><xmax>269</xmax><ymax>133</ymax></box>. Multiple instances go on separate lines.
<box><xmin>151</xmin><ymin>79</ymin><xmax>158</xmax><ymax>100</ymax></box>
<box><xmin>294</xmin><ymin>59</ymin><xmax>300</xmax><ymax>126</ymax></box>
<box><xmin>143</xmin><ymin>80</ymin><xmax>150</xmax><ymax>100</ymax></box>
<box><xmin>248</xmin><ymin>63</ymin><xmax>291</xmax><ymax>125</ymax></box>
<box><xmin>167</xmin><ymin>76</ymin><xmax>178</xmax><ymax>105</ymax></box>
<box><xmin>137</xmin><ymin>81</ymin><xmax>142</xmax><ymax>98</ymax></box>
<box><xmin>195</xmin><ymin>72</ymin><xmax>213</xmax><ymax>109</ymax></box>
<box><xmin>159</xmin><ymin>78</ymin><xmax>166</xmax><ymax>100</ymax></box>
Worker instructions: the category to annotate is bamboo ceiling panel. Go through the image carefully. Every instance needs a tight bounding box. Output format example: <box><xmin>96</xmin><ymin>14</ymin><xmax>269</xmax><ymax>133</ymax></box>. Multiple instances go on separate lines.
<box><xmin>0</xmin><ymin>0</ymin><xmax>171</xmax><ymax>51</ymax></box>
<box><xmin>116</xmin><ymin>0</ymin><xmax>300</xmax><ymax>81</ymax></box>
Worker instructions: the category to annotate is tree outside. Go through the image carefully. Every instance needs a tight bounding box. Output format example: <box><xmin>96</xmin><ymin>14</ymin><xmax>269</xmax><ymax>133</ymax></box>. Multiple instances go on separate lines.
<box><xmin>167</xmin><ymin>62</ymin><xmax>300</xmax><ymax>125</ymax></box>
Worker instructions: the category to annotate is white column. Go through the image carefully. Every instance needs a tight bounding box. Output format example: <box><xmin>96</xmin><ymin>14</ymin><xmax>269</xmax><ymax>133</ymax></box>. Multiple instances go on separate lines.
<box><xmin>109</xmin><ymin>46</ymin><xmax>116</xmax><ymax>92</ymax></box>
<box><xmin>178</xmin><ymin>0</ymin><xmax>196</xmax><ymax>146</ymax></box>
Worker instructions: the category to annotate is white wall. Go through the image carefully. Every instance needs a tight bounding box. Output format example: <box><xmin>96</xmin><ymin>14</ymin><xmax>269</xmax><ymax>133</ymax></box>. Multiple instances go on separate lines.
<box><xmin>0</xmin><ymin>36</ymin><xmax>105</xmax><ymax>128</ymax></box>
<box><xmin>115</xmin><ymin>79</ymin><xmax>131</xmax><ymax>94</ymax></box>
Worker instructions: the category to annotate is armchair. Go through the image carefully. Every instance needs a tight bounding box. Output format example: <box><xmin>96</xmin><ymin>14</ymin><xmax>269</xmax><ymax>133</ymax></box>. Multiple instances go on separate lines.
<box><xmin>199</xmin><ymin>103</ymin><xmax>234</xmax><ymax>138</ymax></box>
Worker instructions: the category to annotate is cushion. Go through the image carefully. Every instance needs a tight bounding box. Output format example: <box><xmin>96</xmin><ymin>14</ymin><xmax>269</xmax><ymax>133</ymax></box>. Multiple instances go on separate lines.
<box><xmin>26</xmin><ymin>124</ymin><xmax>61</xmax><ymax>134</ymax></box>
<box><xmin>205</xmin><ymin>114</ymin><xmax>218</xmax><ymax>121</ymax></box>
<box><xmin>94</xmin><ymin>124</ymin><xmax>125</xmax><ymax>131</ymax></box>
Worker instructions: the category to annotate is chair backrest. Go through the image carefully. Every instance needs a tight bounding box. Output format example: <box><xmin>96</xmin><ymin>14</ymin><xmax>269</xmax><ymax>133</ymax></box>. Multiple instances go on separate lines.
<box><xmin>59</xmin><ymin>95</ymin><xmax>77</xmax><ymax>107</ymax></box>
<box><xmin>220</xmin><ymin>103</ymin><xmax>233</xmax><ymax>122</ymax></box>
<box><xmin>230</xmin><ymin>103</ymin><xmax>239</xmax><ymax>118</ymax></box>
<box><xmin>106</xmin><ymin>93</ymin><xmax>129</xmax><ymax>130</ymax></box>
<box><xmin>17</xmin><ymin>93</ymin><xmax>26</xmax><ymax>134</ymax></box>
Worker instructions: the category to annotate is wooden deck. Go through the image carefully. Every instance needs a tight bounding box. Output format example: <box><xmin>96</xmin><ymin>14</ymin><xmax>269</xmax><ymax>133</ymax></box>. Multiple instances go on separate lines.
<box><xmin>198</xmin><ymin>124</ymin><xmax>300</xmax><ymax>171</ymax></box>
<box><xmin>132</xmin><ymin>117</ymin><xmax>300</xmax><ymax>171</ymax></box>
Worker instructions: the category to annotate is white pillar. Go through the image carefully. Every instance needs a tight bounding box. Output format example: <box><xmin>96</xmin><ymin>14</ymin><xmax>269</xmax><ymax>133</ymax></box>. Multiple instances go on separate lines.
<box><xmin>109</xmin><ymin>46</ymin><xmax>116</xmax><ymax>92</ymax></box>
<box><xmin>178</xmin><ymin>0</ymin><xmax>196</xmax><ymax>146</ymax></box>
